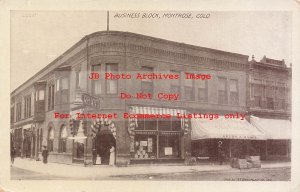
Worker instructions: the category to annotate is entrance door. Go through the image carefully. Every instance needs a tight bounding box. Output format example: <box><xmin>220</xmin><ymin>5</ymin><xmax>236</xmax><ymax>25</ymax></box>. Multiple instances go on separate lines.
<box><xmin>95</xmin><ymin>127</ymin><xmax>116</xmax><ymax>165</ymax></box>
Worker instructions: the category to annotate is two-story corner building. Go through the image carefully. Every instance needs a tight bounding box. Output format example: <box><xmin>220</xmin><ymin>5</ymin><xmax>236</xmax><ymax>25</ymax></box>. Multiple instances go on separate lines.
<box><xmin>11</xmin><ymin>31</ymin><xmax>275</xmax><ymax>166</ymax></box>
<box><xmin>248</xmin><ymin>56</ymin><xmax>292</xmax><ymax>160</ymax></box>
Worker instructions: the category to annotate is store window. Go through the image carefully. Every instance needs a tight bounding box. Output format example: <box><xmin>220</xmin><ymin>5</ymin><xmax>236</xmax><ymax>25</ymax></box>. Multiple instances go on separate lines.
<box><xmin>218</xmin><ymin>77</ymin><xmax>228</xmax><ymax>104</ymax></box>
<box><xmin>267</xmin><ymin>140</ymin><xmax>288</xmax><ymax>155</ymax></box>
<box><xmin>106</xmin><ymin>64</ymin><xmax>118</xmax><ymax>94</ymax></box>
<box><xmin>75</xmin><ymin>143</ymin><xmax>85</xmax><ymax>159</ymax></box>
<box><xmin>141</xmin><ymin>66</ymin><xmax>154</xmax><ymax>95</ymax></box>
<box><xmin>158</xmin><ymin>135</ymin><xmax>181</xmax><ymax>158</ymax></box>
<box><xmin>48</xmin><ymin>126</ymin><xmax>54</xmax><ymax>152</ymax></box>
<box><xmin>229</xmin><ymin>79</ymin><xmax>239</xmax><ymax>105</ymax></box>
<box><xmin>133</xmin><ymin>135</ymin><xmax>157</xmax><ymax>159</ymax></box>
<box><xmin>59</xmin><ymin>125</ymin><xmax>67</xmax><ymax>153</ymax></box>
<box><xmin>198</xmin><ymin>80</ymin><xmax>208</xmax><ymax>102</ymax></box>
<box><xmin>132</xmin><ymin>115</ymin><xmax>183</xmax><ymax>160</ymax></box>
<box><xmin>92</xmin><ymin>64</ymin><xmax>102</xmax><ymax>95</ymax></box>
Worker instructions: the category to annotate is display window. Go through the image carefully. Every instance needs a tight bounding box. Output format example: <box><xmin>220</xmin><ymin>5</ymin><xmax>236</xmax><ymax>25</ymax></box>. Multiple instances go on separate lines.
<box><xmin>132</xmin><ymin>116</ymin><xmax>183</xmax><ymax>160</ymax></box>
<box><xmin>158</xmin><ymin>135</ymin><xmax>181</xmax><ymax>158</ymax></box>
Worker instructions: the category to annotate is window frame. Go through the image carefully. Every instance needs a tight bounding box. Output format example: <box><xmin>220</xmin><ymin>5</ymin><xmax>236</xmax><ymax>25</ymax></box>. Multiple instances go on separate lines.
<box><xmin>218</xmin><ymin>77</ymin><xmax>228</xmax><ymax>104</ymax></box>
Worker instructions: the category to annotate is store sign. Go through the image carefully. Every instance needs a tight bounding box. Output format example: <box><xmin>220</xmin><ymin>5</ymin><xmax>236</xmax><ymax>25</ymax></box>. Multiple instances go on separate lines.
<box><xmin>222</xmin><ymin>135</ymin><xmax>257</xmax><ymax>139</ymax></box>
<box><xmin>135</xmin><ymin>130</ymin><xmax>157</xmax><ymax>135</ymax></box>
<box><xmin>164</xmin><ymin>147</ymin><xmax>173</xmax><ymax>155</ymax></box>
<box><xmin>82</xmin><ymin>93</ymin><xmax>100</xmax><ymax>108</ymax></box>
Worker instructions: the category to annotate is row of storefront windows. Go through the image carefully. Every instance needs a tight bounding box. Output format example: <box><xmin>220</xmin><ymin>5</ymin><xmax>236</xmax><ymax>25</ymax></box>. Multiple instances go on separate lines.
<box><xmin>47</xmin><ymin>125</ymin><xmax>67</xmax><ymax>153</ymax></box>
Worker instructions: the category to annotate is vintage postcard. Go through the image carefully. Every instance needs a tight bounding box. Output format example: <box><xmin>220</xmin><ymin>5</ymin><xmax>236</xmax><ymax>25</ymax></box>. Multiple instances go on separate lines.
<box><xmin>1</xmin><ymin>1</ymin><xmax>300</xmax><ymax>192</ymax></box>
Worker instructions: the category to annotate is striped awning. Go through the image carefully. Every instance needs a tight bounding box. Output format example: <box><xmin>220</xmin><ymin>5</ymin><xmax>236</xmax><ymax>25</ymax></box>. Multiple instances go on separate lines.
<box><xmin>191</xmin><ymin>116</ymin><xmax>266</xmax><ymax>140</ymax></box>
<box><xmin>129</xmin><ymin>106</ymin><xmax>186</xmax><ymax>116</ymax></box>
<box><xmin>250</xmin><ymin>116</ymin><xmax>291</xmax><ymax>140</ymax></box>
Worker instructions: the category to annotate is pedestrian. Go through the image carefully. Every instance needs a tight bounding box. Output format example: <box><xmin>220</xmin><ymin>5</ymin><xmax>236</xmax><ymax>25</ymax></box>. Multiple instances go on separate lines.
<box><xmin>42</xmin><ymin>146</ymin><xmax>49</xmax><ymax>164</ymax></box>
<box><xmin>11</xmin><ymin>146</ymin><xmax>16</xmax><ymax>165</ymax></box>
<box><xmin>109</xmin><ymin>146</ymin><xmax>115</xmax><ymax>166</ymax></box>
<box><xmin>217</xmin><ymin>147</ymin><xmax>225</xmax><ymax>165</ymax></box>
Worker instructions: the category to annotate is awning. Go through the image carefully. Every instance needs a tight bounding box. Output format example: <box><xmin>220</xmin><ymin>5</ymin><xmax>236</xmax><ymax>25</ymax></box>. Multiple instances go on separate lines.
<box><xmin>191</xmin><ymin>116</ymin><xmax>266</xmax><ymax>140</ymax></box>
<box><xmin>129</xmin><ymin>106</ymin><xmax>186</xmax><ymax>116</ymax></box>
<box><xmin>250</xmin><ymin>116</ymin><xmax>291</xmax><ymax>140</ymax></box>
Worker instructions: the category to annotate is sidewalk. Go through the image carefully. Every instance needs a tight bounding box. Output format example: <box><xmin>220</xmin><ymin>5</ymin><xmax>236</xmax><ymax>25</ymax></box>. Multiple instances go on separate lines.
<box><xmin>11</xmin><ymin>157</ymin><xmax>291</xmax><ymax>179</ymax></box>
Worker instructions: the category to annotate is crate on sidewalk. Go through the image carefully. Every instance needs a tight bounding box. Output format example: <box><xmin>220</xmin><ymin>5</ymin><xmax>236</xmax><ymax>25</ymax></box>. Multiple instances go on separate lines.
<box><xmin>247</xmin><ymin>156</ymin><xmax>261</xmax><ymax>168</ymax></box>
<box><xmin>237</xmin><ymin>159</ymin><xmax>248</xmax><ymax>169</ymax></box>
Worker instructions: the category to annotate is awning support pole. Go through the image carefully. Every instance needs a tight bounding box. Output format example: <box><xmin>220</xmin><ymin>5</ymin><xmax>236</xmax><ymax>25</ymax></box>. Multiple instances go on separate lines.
<box><xmin>229</xmin><ymin>140</ymin><xmax>232</xmax><ymax>158</ymax></box>
<box><xmin>265</xmin><ymin>141</ymin><xmax>268</xmax><ymax>160</ymax></box>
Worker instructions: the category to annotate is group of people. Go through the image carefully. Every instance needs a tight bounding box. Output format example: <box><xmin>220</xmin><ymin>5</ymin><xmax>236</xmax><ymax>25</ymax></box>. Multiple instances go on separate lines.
<box><xmin>92</xmin><ymin>146</ymin><xmax>115</xmax><ymax>166</ymax></box>
<box><xmin>92</xmin><ymin>130</ymin><xmax>116</xmax><ymax>166</ymax></box>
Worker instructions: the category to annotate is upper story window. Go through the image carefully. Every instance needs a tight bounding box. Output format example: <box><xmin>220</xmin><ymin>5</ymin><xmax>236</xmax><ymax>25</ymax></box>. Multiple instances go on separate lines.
<box><xmin>36</xmin><ymin>90</ymin><xmax>45</xmax><ymax>101</ymax></box>
<box><xmin>56</xmin><ymin>77</ymin><xmax>69</xmax><ymax>104</ymax></box>
<box><xmin>265</xmin><ymin>81</ymin><xmax>274</xmax><ymax>109</ymax></box>
<box><xmin>56</xmin><ymin>78</ymin><xmax>69</xmax><ymax>91</ymax></box>
<box><xmin>184</xmin><ymin>75</ymin><xmax>194</xmax><ymax>101</ymax></box>
<box><xmin>16</xmin><ymin>102</ymin><xmax>22</xmax><ymax>121</ymax></box>
<box><xmin>48</xmin><ymin>84</ymin><xmax>55</xmax><ymax>110</ymax></box>
<box><xmin>252</xmin><ymin>80</ymin><xmax>263</xmax><ymax>107</ymax></box>
<box><xmin>170</xmin><ymin>71</ymin><xmax>181</xmax><ymax>97</ymax></box>
<box><xmin>266</xmin><ymin>97</ymin><xmax>274</xmax><ymax>109</ymax></box>
<box><xmin>276</xmin><ymin>82</ymin><xmax>285</xmax><ymax>110</ymax></box>
<box><xmin>92</xmin><ymin>64</ymin><xmax>102</xmax><ymax>95</ymax></box>
<box><xmin>218</xmin><ymin>77</ymin><xmax>228</xmax><ymax>104</ymax></box>
<box><xmin>229</xmin><ymin>79</ymin><xmax>239</xmax><ymax>105</ymax></box>
<box><xmin>75</xmin><ymin>70</ymin><xmax>83</xmax><ymax>89</ymax></box>
<box><xmin>24</xmin><ymin>95</ymin><xmax>32</xmax><ymax>118</ymax></box>
<box><xmin>141</xmin><ymin>66</ymin><xmax>154</xmax><ymax>95</ymax></box>
<box><xmin>198</xmin><ymin>80</ymin><xmax>208</xmax><ymax>102</ymax></box>
<box><xmin>106</xmin><ymin>64</ymin><xmax>118</xmax><ymax>94</ymax></box>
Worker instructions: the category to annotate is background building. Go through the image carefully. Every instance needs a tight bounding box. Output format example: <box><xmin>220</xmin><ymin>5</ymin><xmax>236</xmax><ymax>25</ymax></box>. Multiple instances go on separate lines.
<box><xmin>248</xmin><ymin>56</ymin><xmax>292</xmax><ymax>160</ymax></box>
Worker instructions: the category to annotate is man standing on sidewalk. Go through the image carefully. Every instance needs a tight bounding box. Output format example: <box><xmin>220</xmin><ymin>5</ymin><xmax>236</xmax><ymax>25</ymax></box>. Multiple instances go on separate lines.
<box><xmin>11</xmin><ymin>146</ymin><xmax>16</xmax><ymax>165</ymax></box>
<box><xmin>42</xmin><ymin>146</ymin><xmax>49</xmax><ymax>164</ymax></box>
<box><xmin>217</xmin><ymin>146</ymin><xmax>225</xmax><ymax>165</ymax></box>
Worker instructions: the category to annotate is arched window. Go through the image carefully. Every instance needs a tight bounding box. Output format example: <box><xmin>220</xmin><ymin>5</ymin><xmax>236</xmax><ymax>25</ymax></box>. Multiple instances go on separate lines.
<box><xmin>48</xmin><ymin>126</ymin><xmax>54</xmax><ymax>152</ymax></box>
<box><xmin>59</xmin><ymin>125</ymin><xmax>67</xmax><ymax>153</ymax></box>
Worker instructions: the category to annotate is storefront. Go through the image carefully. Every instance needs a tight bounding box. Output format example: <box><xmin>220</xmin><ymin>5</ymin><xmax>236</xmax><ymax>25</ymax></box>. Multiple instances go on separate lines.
<box><xmin>191</xmin><ymin>116</ymin><xmax>266</xmax><ymax>161</ymax></box>
<box><xmin>128</xmin><ymin>106</ymin><xmax>190</xmax><ymax>163</ymax></box>
<box><xmin>250</xmin><ymin>116</ymin><xmax>291</xmax><ymax>160</ymax></box>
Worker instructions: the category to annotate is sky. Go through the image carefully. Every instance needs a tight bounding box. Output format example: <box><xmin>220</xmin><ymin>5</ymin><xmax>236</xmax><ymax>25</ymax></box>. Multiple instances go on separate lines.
<box><xmin>10</xmin><ymin>11</ymin><xmax>293</xmax><ymax>91</ymax></box>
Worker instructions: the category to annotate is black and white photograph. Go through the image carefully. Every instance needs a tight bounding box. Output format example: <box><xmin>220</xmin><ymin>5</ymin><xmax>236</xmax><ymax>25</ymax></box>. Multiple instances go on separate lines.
<box><xmin>1</xmin><ymin>1</ymin><xmax>300</xmax><ymax>192</ymax></box>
